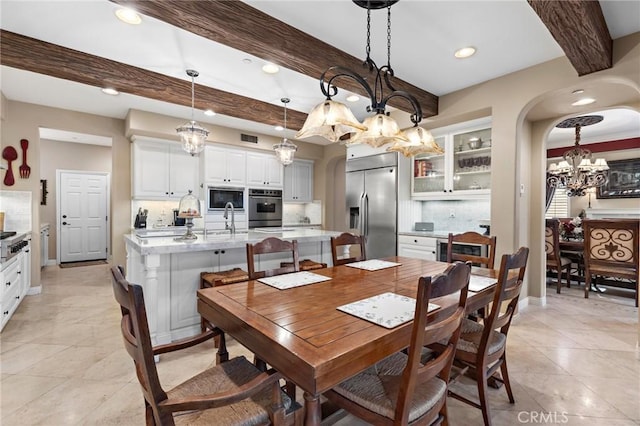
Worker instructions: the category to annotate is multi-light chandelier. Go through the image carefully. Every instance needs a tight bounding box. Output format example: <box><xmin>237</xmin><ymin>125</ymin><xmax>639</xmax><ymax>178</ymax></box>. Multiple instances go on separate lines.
<box><xmin>273</xmin><ymin>97</ymin><xmax>298</xmax><ymax>165</ymax></box>
<box><xmin>547</xmin><ymin>115</ymin><xmax>609</xmax><ymax>197</ymax></box>
<box><xmin>295</xmin><ymin>0</ymin><xmax>442</xmax><ymax>157</ymax></box>
<box><xmin>176</xmin><ymin>69</ymin><xmax>209</xmax><ymax>156</ymax></box>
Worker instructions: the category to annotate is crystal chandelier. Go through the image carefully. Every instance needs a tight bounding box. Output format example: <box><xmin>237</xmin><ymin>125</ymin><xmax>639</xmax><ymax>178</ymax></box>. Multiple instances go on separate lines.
<box><xmin>176</xmin><ymin>69</ymin><xmax>209</xmax><ymax>156</ymax></box>
<box><xmin>295</xmin><ymin>0</ymin><xmax>441</xmax><ymax>157</ymax></box>
<box><xmin>273</xmin><ymin>98</ymin><xmax>298</xmax><ymax>165</ymax></box>
<box><xmin>547</xmin><ymin>115</ymin><xmax>609</xmax><ymax>197</ymax></box>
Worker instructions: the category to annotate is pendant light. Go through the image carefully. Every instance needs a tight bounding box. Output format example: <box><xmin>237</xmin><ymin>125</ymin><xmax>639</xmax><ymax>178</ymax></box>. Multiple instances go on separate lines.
<box><xmin>176</xmin><ymin>69</ymin><xmax>209</xmax><ymax>156</ymax></box>
<box><xmin>273</xmin><ymin>98</ymin><xmax>298</xmax><ymax>165</ymax></box>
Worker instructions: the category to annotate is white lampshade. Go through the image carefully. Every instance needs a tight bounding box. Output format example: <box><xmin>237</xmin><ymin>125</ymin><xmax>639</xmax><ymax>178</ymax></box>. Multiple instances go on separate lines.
<box><xmin>547</xmin><ymin>163</ymin><xmax>558</xmax><ymax>173</ymax></box>
<box><xmin>295</xmin><ymin>100</ymin><xmax>366</xmax><ymax>142</ymax></box>
<box><xmin>350</xmin><ymin>113</ymin><xmax>408</xmax><ymax>147</ymax></box>
<box><xmin>593</xmin><ymin>158</ymin><xmax>609</xmax><ymax>170</ymax></box>
<box><xmin>387</xmin><ymin>126</ymin><xmax>443</xmax><ymax>157</ymax></box>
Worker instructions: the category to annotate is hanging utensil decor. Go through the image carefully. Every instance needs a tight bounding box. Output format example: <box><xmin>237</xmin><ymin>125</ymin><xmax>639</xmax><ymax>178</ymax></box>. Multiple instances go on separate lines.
<box><xmin>2</xmin><ymin>146</ymin><xmax>18</xmax><ymax>186</ymax></box>
<box><xmin>19</xmin><ymin>139</ymin><xmax>30</xmax><ymax>179</ymax></box>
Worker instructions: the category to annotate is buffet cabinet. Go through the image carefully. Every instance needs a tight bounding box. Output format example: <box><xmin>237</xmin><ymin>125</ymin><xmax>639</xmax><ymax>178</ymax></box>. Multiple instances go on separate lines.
<box><xmin>412</xmin><ymin>117</ymin><xmax>492</xmax><ymax>200</ymax></box>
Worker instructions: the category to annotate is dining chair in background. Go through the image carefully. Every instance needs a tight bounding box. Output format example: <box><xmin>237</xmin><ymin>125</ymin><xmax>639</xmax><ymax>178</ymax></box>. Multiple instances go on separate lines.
<box><xmin>447</xmin><ymin>231</ymin><xmax>497</xmax><ymax>269</ymax></box>
<box><xmin>442</xmin><ymin>247</ymin><xmax>529</xmax><ymax>426</ymax></box>
<box><xmin>323</xmin><ymin>262</ymin><xmax>471</xmax><ymax>425</ymax></box>
<box><xmin>110</xmin><ymin>265</ymin><xmax>300</xmax><ymax>425</ymax></box>
<box><xmin>246</xmin><ymin>237</ymin><xmax>300</xmax><ymax>280</ymax></box>
<box><xmin>583</xmin><ymin>219</ymin><xmax>639</xmax><ymax>307</ymax></box>
<box><xmin>545</xmin><ymin>218</ymin><xmax>572</xmax><ymax>294</ymax></box>
<box><xmin>199</xmin><ymin>267</ymin><xmax>249</xmax><ymax>332</ymax></box>
<box><xmin>331</xmin><ymin>232</ymin><xmax>366</xmax><ymax>266</ymax></box>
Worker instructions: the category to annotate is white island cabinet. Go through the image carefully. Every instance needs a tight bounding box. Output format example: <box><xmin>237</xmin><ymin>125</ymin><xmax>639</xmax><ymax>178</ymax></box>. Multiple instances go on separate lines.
<box><xmin>124</xmin><ymin>229</ymin><xmax>340</xmax><ymax>344</ymax></box>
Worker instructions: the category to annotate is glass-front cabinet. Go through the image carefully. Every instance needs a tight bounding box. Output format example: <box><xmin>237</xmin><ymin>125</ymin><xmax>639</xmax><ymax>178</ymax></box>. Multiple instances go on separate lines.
<box><xmin>412</xmin><ymin>117</ymin><xmax>492</xmax><ymax>199</ymax></box>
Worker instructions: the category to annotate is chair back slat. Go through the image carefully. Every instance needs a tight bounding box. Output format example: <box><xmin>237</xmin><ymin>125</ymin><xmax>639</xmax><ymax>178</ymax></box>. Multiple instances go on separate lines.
<box><xmin>584</xmin><ymin>219</ymin><xmax>639</xmax><ymax>267</ymax></box>
<box><xmin>394</xmin><ymin>262</ymin><xmax>471</xmax><ymax>424</ymax></box>
<box><xmin>331</xmin><ymin>232</ymin><xmax>366</xmax><ymax>266</ymax></box>
<box><xmin>545</xmin><ymin>218</ymin><xmax>561</xmax><ymax>259</ymax></box>
<box><xmin>247</xmin><ymin>237</ymin><xmax>300</xmax><ymax>280</ymax></box>
<box><xmin>447</xmin><ymin>231</ymin><xmax>497</xmax><ymax>269</ymax></box>
<box><xmin>110</xmin><ymin>266</ymin><xmax>169</xmax><ymax>414</ymax></box>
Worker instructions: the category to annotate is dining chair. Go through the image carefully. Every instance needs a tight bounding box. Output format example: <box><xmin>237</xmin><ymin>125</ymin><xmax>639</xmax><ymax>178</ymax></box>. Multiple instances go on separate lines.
<box><xmin>199</xmin><ymin>267</ymin><xmax>249</xmax><ymax>332</ymax></box>
<box><xmin>447</xmin><ymin>231</ymin><xmax>497</xmax><ymax>269</ymax></box>
<box><xmin>246</xmin><ymin>237</ymin><xmax>300</xmax><ymax>280</ymax></box>
<box><xmin>441</xmin><ymin>247</ymin><xmax>529</xmax><ymax>426</ymax></box>
<box><xmin>583</xmin><ymin>219</ymin><xmax>639</xmax><ymax>307</ymax></box>
<box><xmin>323</xmin><ymin>262</ymin><xmax>471</xmax><ymax>425</ymax></box>
<box><xmin>545</xmin><ymin>218</ymin><xmax>572</xmax><ymax>294</ymax></box>
<box><xmin>109</xmin><ymin>265</ymin><xmax>300</xmax><ymax>426</ymax></box>
<box><xmin>331</xmin><ymin>232</ymin><xmax>366</xmax><ymax>266</ymax></box>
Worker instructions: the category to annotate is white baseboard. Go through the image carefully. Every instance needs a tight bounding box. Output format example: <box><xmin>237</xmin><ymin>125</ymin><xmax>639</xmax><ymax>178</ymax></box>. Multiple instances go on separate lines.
<box><xmin>527</xmin><ymin>295</ymin><xmax>547</xmax><ymax>307</ymax></box>
<box><xmin>27</xmin><ymin>286</ymin><xmax>42</xmax><ymax>295</ymax></box>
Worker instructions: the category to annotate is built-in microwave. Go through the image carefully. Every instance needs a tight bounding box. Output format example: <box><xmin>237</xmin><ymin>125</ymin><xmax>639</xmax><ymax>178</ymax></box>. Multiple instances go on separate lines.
<box><xmin>207</xmin><ymin>187</ymin><xmax>244</xmax><ymax>212</ymax></box>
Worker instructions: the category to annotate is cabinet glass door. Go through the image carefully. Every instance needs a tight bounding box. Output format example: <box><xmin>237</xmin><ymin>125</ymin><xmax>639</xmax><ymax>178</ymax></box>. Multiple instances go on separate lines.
<box><xmin>412</xmin><ymin>136</ymin><xmax>446</xmax><ymax>194</ymax></box>
<box><xmin>452</xmin><ymin>128</ymin><xmax>492</xmax><ymax>192</ymax></box>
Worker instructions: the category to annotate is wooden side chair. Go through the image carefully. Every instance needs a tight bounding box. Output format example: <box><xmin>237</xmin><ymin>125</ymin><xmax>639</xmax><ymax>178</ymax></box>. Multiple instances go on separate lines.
<box><xmin>331</xmin><ymin>232</ymin><xmax>366</xmax><ymax>266</ymax></box>
<box><xmin>110</xmin><ymin>266</ymin><xmax>300</xmax><ymax>426</ymax></box>
<box><xmin>443</xmin><ymin>247</ymin><xmax>529</xmax><ymax>426</ymax></box>
<box><xmin>583</xmin><ymin>219</ymin><xmax>639</xmax><ymax>307</ymax></box>
<box><xmin>246</xmin><ymin>237</ymin><xmax>300</xmax><ymax>280</ymax></box>
<box><xmin>545</xmin><ymin>218</ymin><xmax>572</xmax><ymax>294</ymax></box>
<box><xmin>323</xmin><ymin>262</ymin><xmax>471</xmax><ymax>425</ymax></box>
<box><xmin>447</xmin><ymin>231</ymin><xmax>497</xmax><ymax>269</ymax></box>
<box><xmin>199</xmin><ymin>267</ymin><xmax>249</xmax><ymax>332</ymax></box>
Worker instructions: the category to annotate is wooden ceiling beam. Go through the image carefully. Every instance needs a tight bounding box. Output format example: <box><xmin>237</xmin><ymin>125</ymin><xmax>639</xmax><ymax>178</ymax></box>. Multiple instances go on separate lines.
<box><xmin>109</xmin><ymin>0</ymin><xmax>438</xmax><ymax>118</ymax></box>
<box><xmin>0</xmin><ymin>30</ymin><xmax>308</xmax><ymax>130</ymax></box>
<box><xmin>528</xmin><ymin>0</ymin><xmax>612</xmax><ymax>76</ymax></box>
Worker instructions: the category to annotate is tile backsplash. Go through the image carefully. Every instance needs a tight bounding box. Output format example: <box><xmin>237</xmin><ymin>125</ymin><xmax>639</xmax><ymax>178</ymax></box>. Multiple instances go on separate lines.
<box><xmin>131</xmin><ymin>199</ymin><xmax>205</xmax><ymax>229</ymax></box>
<box><xmin>420</xmin><ymin>199</ymin><xmax>490</xmax><ymax>233</ymax></box>
<box><xmin>0</xmin><ymin>190</ymin><xmax>32</xmax><ymax>232</ymax></box>
<box><xmin>283</xmin><ymin>201</ymin><xmax>322</xmax><ymax>225</ymax></box>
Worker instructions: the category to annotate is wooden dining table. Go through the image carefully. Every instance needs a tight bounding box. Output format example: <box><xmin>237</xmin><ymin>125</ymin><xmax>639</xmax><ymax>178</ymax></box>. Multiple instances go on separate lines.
<box><xmin>197</xmin><ymin>256</ymin><xmax>503</xmax><ymax>425</ymax></box>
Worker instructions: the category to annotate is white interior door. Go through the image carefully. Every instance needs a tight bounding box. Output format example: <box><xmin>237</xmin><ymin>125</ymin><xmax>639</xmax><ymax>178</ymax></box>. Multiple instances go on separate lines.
<box><xmin>59</xmin><ymin>172</ymin><xmax>108</xmax><ymax>263</ymax></box>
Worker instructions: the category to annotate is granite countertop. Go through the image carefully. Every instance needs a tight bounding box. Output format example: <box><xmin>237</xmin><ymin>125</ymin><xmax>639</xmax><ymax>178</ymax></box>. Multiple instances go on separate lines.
<box><xmin>125</xmin><ymin>228</ymin><xmax>341</xmax><ymax>255</ymax></box>
<box><xmin>282</xmin><ymin>223</ymin><xmax>322</xmax><ymax>228</ymax></box>
<box><xmin>399</xmin><ymin>231</ymin><xmax>451</xmax><ymax>239</ymax></box>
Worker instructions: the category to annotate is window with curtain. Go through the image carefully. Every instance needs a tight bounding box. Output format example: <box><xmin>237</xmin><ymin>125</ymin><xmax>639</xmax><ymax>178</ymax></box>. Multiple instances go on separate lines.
<box><xmin>545</xmin><ymin>187</ymin><xmax>569</xmax><ymax>219</ymax></box>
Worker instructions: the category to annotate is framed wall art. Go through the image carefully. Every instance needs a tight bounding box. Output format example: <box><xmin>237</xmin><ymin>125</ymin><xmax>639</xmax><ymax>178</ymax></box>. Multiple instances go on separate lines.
<box><xmin>596</xmin><ymin>158</ymin><xmax>640</xmax><ymax>199</ymax></box>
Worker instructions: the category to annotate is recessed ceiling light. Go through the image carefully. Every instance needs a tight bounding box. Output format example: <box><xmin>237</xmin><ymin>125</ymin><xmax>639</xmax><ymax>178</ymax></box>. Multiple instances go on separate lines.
<box><xmin>242</xmin><ymin>58</ymin><xmax>252</xmax><ymax>65</ymax></box>
<box><xmin>101</xmin><ymin>87</ymin><xmax>119</xmax><ymax>96</ymax></box>
<box><xmin>262</xmin><ymin>63</ymin><xmax>280</xmax><ymax>74</ymax></box>
<box><xmin>572</xmin><ymin>89</ymin><xmax>584</xmax><ymax>94</ymax></box>
<box><xmin>572</xmin><ymin>97</ymin><xmax>596</xmax><ymax>106</ymax></box>
<box><xmin>204</xmin><ymin>109</ymin><xmax>216</xmax><ymax>117</ymax></box>
<box><xmin>454</xmin><ymin>46</ymin><xmax>476</xmax><ymax>59</ymax></box>
<box><xmin>346</xmin><ymin>95</ymin><xmax>360</xmax><ymax>102</ymax></box>
<box><xmin>274</xmin><ymin>125</ymin><xmax>284</xmax><ymax>131</ymax></box>
<box><xmin>115</xmin><ymin>8</ymin><xmax>142</xmax><ymax>25</ymax></box>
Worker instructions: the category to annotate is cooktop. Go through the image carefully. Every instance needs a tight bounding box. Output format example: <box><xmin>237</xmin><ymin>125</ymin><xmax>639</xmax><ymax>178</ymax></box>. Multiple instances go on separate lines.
<box><xmin>0</xmin><ymin>231</ymin><xmax>17</xmax><ymax>240</ymax></box>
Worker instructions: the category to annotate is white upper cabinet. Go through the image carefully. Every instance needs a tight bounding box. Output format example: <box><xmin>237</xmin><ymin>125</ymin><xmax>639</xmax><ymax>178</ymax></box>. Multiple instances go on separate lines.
<box><xmin>132</xmin><ymin>138</ymin><xmax>199</xmax><ymax>199</ymax></box>
<box><xmin>246</xmin><ymin>152</ymin><xmax>283</xmax><ymax>188</ymax></box>
<box><xmin>284</xmin><ymin>159</ymin><xmax>313</xmax><ymax>202</ymax></box>
<box><xmin>412</xmin><ymin>117</ymin><xmax>492</xmax><ymax>200</ymax></box>
<box><xmin>202</xmin><ymin>145</ymin><xmax>246</xmax><ymax>187</ymax></box>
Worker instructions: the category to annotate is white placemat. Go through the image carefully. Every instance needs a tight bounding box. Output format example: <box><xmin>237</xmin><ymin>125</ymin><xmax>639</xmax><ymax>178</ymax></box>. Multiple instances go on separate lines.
<box><xmin>257</xmin><ymin>271</ymin><xmax>331</xmax><ymax>290</ymax></box>
<box><xmin>337</xmin><ymin>292</ymin><xmax>439</xmax><ymax>329</ymax></box>
<box><xmin>345</xmin><ymin>259</ymin><xmax>402</xmax><ymax>271</ymax></box>
<box><xmin>469</xmin><ymin>275</ymin><xmax>497</xmax><ymax>292</ymax></box>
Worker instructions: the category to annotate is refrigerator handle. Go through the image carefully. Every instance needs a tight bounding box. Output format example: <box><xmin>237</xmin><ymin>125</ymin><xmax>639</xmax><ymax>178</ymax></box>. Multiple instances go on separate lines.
<box><xmin>358</xmin><ymin>193</ymin><xmax>364</xmax><ymax>235</ymax></box>
<box><xmin>363</xmin><ymin>192</ymin><xmax>369</xmax><ymax>237</ymax></box>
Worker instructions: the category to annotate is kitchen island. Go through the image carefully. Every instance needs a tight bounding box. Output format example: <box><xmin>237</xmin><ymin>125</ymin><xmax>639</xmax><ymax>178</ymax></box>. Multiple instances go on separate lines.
<box><xmin>124</xmin><ymin>228</ymin><xmax>341</xmax><ymax>344</ymax></box>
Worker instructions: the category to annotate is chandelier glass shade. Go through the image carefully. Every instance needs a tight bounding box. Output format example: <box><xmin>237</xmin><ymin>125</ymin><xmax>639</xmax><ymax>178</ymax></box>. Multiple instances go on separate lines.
<box><xmin>295</xmin><ymin>0</ymin><xmax>442</xmax><ymax>158</ymax></box>
<box><xmin>547</xmin><ymin>115</ymin><xmax>609</xmax><ymax>197</ymax></box>
<box><xmin>176</xmin><ymin>69</ymin><xmax>209</xmax><ymax>156</ymax></box>
<box><xmin>273</xmin><ymin>98</ymin><xmax>298</xmax><ymax>165</ymax></box>
<box><xmin>387</xmin><ymin>125</ymin><xmax>444</xmax><ymax>157</ymax></box>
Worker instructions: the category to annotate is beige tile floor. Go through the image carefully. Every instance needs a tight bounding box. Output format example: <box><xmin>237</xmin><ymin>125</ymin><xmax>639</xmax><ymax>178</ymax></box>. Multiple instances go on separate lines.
<box><xmin>1</xmin><ymin>264</ymin><xmax>638</xmax><ymax>425</ymax></box>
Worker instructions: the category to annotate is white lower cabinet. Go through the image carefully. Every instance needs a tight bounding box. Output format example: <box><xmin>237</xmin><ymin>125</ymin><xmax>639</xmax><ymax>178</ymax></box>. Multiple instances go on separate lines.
<box><xmin>397</xmin><ymin>235</ymin><xmax>438</xmax><ymax>261</ymax></box>
<box><xmin>1</xmin><ymin>253</ymin><xmax>25</xmax><ymax>331</ymax></box>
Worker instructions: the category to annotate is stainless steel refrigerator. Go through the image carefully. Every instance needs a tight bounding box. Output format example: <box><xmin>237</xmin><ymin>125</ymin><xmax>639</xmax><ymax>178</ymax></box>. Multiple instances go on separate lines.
<box><xmin>345</xmin><ymin>152</ymin><xmax>397</xmax><ymax>259</ymax></box>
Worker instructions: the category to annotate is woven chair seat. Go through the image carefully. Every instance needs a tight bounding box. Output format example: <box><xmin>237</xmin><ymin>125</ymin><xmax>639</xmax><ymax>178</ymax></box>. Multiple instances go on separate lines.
<box><xmin>170</xmin><ymin>356</ymin><xmax>292</xmax><ymax>425</ymax></box>
<box><xmin>201</xmin><ymin>268</ymin><xmax>249</xmax><ymax>288</ymax></box>
<box><xmin>280</xmin><ymin>259</ymin><xmax>327</xmax><ymax>271</ymax></box>
<box><xmin>456</xmin><ymin>318</ymin><xmax>506</xmax><ymax>356</ymax></box>
<box><xmin>331</xmin><ymin>352</ymin><xmax>446</xmax><ymax>423</ymax></box>
<box><xmin>588</xmin><ymin>264</ymin><xmax>637</xmax><ymax>279</ymax></box>
<box><xmin>547</xmin><ymin>256</ymin><xmax>572</xmax><ymax>269</ymax></box>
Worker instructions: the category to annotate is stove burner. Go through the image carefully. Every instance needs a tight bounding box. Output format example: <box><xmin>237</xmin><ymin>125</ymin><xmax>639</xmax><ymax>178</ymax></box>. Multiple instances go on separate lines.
<box><xmin>0</xmin><ymin>231</ymin><xmax>17</xmax><ymax>240</ymax></box>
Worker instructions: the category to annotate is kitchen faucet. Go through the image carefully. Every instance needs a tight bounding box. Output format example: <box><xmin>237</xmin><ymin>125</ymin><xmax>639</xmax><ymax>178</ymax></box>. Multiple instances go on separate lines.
<box><xmin>223</xmin><ymin>202</ymin><xmax>235</xmax><ymax>235</ymax></box>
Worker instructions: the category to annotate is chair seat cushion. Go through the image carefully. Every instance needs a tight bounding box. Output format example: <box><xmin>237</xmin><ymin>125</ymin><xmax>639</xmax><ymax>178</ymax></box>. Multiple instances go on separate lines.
<box><xmin>588</xmin><ymin>264</ymin><xmax>637</xmax><ymax>279</ymax></box>
<box><xmin>170</xmin><ymin>356</ymin><xmax>291</xmax><ymax>425</ymax></box>
<box><xmin>456</xmin><ymin>318</ymin><xmax>506</xmax><ymax>356</ymax></box>
<box><xmin>331</xmin><ymin>352</ymin><xmax>446</xmax><ymax>423</ymax></box>
<box><xmin>201</xmin><ymin>268</ymin><xmax>249</xmax><ymax>287</ymax></box>
<box><xmin>547</xmin><ymin>257</ymin><xmax>572</xmax><ymax>268</ymax></box>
